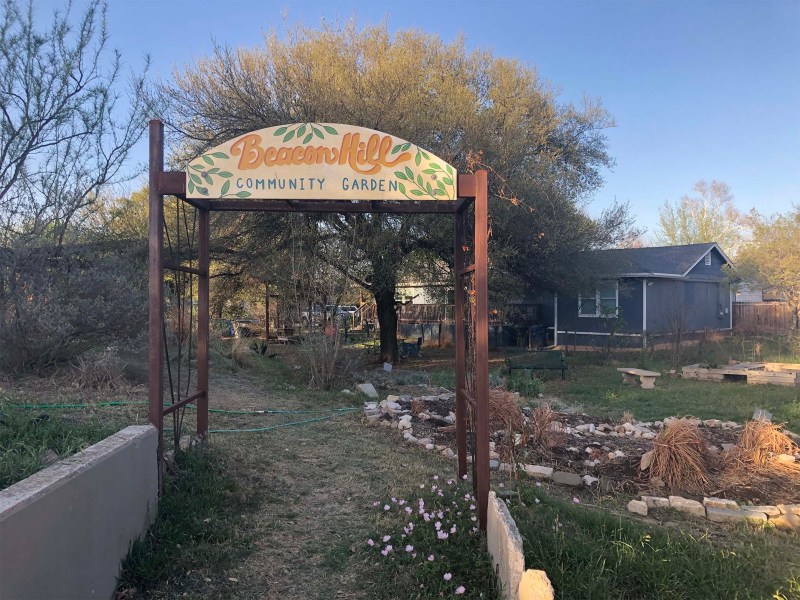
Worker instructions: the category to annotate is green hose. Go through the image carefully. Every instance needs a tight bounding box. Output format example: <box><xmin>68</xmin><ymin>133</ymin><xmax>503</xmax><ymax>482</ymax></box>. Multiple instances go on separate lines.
<box><xmin>7</xmin><ymin>401</ymin><xmax>358</xmax><ymax>415</ymax></box>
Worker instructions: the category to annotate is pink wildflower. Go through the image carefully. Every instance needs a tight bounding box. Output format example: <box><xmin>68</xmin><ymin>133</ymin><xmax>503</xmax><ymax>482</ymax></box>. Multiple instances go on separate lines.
<box><xmin>383</xmin><ymin>535</ymin><xmax>391</xmax><ymax>542</ymax></box>
<box><xmin>462</xmin><ymin>474</ymin><xmax>468</xmax><ymax>480</ymax></box>
<box><xmin>435</xmin><ymin>521</ymin><xmax>442</xmax><ymax>530</ymax></box>
<box><xmin>433</xmin><ymin>475</ymin><xmax>439</xmax><ymax>480</ymax></box>
<box><xmin>450</xmin><ymin>524</ymin><xmax>457</xmax><ymax>534</ymax></box>
<box><xmin>573</xmin><ymin>497</ymin><xmax>580</xmax><ymax>504</ymax></box>
<box><xmin>443</xmin><ymin>573</ymin><xmax>452</xmax><ymax>581</ymax></box>
<box><xmin>427</xmin><ymin>554</ymin><xmax>435</xmax><ymax>561</ymax></box>
<box><xmin>383</xmin><ymin>504</ymin><xmax>390</xmax><ymax>511</ymax></box>
<box><xmin>455</xmin><ymin>585</ymin><xmax>466</xmax><ymax>594</ymax></box>
<box><xmin>367</xmin><ymin>539</ymin><xmax>375</xmax><ymax>546</ymax></box>
<box><xmin>405</xmin><ymin>544</ymin><xmax>414</xmax><ymax>552</ymax></box>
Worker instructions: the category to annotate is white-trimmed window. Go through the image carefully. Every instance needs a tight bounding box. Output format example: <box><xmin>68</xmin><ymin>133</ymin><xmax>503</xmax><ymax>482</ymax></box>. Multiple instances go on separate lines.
<box><xmin>578</xmin><ymin>281</ymin><xmax>619</xmax><ymax>317</ymax></box>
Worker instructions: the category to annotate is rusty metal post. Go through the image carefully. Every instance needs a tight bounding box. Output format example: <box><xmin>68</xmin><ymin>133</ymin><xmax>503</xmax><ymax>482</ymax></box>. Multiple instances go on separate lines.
<box><xmin>148</xmin><ymin>120</ymin><xmax>165</xmax><ymax>481</ymax></box>
<box><xmin>454</xmin><ymin>205</ymin><xmax>467</xmax><ymax>480</ymax></box>
<box><xmin>197</xmin><ymin>207</ymin><xmax>210</xmax><ymax>438</ymax></box>
<box><xmin>264</xmin><ymin>282</ymin><xmax>270</xmax><ymax>341</ymax></box>
<box><xmin>474</xmin><ymin>170</ymin><xmax>490</xmax><ymax>530</ymax></box>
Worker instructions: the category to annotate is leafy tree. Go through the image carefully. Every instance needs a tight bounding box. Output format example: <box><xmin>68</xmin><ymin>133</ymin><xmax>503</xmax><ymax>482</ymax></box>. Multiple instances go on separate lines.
<box><xmin>734</xmin><ymin>207</ymin><xmax>800</xmax><ymax>330</ymax></box>
<box><xmin>155</xmin><ymin>23</ymin><xmax>633</xmax><ymax>361</ymax></box>
<box><xmin>654</xmin><ymin>180</ymin><xmax>743</xmax><ymax>254</ymax></box>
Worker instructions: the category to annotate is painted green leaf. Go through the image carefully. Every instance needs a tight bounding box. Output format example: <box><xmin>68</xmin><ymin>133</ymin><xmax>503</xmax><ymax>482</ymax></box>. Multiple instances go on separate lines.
<box><xmin>421</xmin><ymin>151</ymin><xmax>430</xmax><ymax>160</ymax></box>
<box><xmin>437</xmin><ymin>180</ymin><xmax>446</xmax><ymax>191</ymax></box>
<box><xmin>274</xmin><ymin>126</ymin><xmax>288</xmax><ymax>136</ymax></box>
<box><xmin>401</xmin><ymin>142</ymin><xmax>411</xmax><ymax>151</ymax></box>
<box><xmin>202</xmin><ymin>155</ymin><xmax>214</xmax><ymax>165</ymax></box>
<box><xmin>190</xmin><ymin>164</ymin><xmax>204</xmax><ymax>171</ymax></box>
<box><xmin>202</xmin><ymin>173</ymin><xmax>213</xmax><ymax>184</ymax></box>
<box><xmin>391</xmin><ymin>144</ymin><xmax>402</xmax><ymax>155</ymax></box>
<box><xmin>429</xmin><ymin>162</ymin><xmax>441</xmax><ymax>170</ymax></box>
<box><xmin>218</xmin><ymin>171</ymin><xmax>232</xmax><ymax>178</ymax></box>
<box><xmin>189</xmin><ymin>173</ymin><xmax>202</xmax><ymax>184</ymax></box>
<box><xmin>298</xmin><ymin>124</ymin><xmax>307</xmax><ymax>137</ymax></box>
<box><xmin>417</xmin><ymin>174</ymin><xmax>424</xmax><ymax>188</ymax></box>
<box><xmin>303</xmin><ymin>133</ymin><xmax>313</xmax><ymax>144</ymax></box>
<box><xmin>322</xmin><ymin>125</ymin><xmax>337</xmax><ymax>135</ymax></box>
<box><xmin>188</xmin><ymin>180</ymin><xmax>195</xmax><ymax>193</ymax></box>
<box><xmin>433</xmin><ymin>189</ymin><xmax>443</xmax><ymax>196</ymax></box>
<box><xmin>211</xmin><ymin>152</ymin><xmax>228</xmax><ymax>159</ymax></box>
<box><xmin>446</xmin><ymin>164</ymin><xmax>453</xmax><ymax>175</ymax></box>
<box><xmin>220</xmin><ymin>180</ymin><xmax>230</xmax><ymax>196</ymax></box>
<box><xmin>207</xmin><ymin>167</ymin><xmax>219</xmax><ymax>174</ymax></box>
<box><xmin>426</xmin><ymin>182</ymin><xmax>434</xmax><ymax>196</ymax></box>
<box><xmin>283</xmin><ymin>130</ymin><xmax>295</xmax><ymax>143</ymax></box>
<box><xmin>442</xmin><ymin>177</ymin><xmax>453</xmax><ymax>185</ymax></box>
<box><xmin>398</xmin><ymin>182</ymin><xmax>406</xmax><ymax>194</ymax></box>
<box><xmin>422</xmin><ymin>169</ymin><xmax>437</xmax><ymax>175</ymax></box>
<box><xmin>405</xmin><ymin>166</ymin><xmax>413</xmax><ymax>179</ymax></box>
<box><xmin>415</xmin><ymin>153</ymin><xmax>421</xmax><ymax>167</ymax></box>
<box><xmin>312</xmin><ymin>126</ymin><xmax>323</xmax><ymax>139</ymax></box>
<box><xmin>410</xmin><ymin>189</ymin><xmax>424</xmax><ymax>196</ymax></box>
<box><xmin>235</xmin><ymin>191</ymin><xmax>251</xmax><ymax>198</ymax></box>
<box><xmin>197</xmin><ymin>187</ymin><xmax>209</xmax><ymax>196</ymax></box>
<box><xmin>394</xmin><ymin>171</ymin><xmax>408</xmax><ymax>181</ymax></box>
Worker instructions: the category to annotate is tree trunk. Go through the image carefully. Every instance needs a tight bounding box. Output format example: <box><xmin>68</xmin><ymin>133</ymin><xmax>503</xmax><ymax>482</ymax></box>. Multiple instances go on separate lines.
<box><xmin>375</xmin><ymin>286</ymin><xmax>398</xmax><ymax>363</ymax></box>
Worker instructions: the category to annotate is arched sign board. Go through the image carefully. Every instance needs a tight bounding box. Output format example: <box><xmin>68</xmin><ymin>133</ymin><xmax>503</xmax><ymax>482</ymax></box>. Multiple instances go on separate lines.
<box><xmin>184</xmin><ymin>124</ymin><xmax>457</xmax><ymax>202</ymax></box>
<box><xmin>150</xmin><ymin>119</ymin><xmax>488</xmax><ymax>529</ymax></box>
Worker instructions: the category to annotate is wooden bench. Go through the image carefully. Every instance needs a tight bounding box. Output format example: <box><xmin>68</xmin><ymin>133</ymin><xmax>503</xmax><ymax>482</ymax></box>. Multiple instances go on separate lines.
<box><xmin>506</xmin><ymin>351</ymin><xmax>568</xmax><ymax>380</ymax></box>
<box><xmin>617</xmin><ymin>368</ymin><xmax>661</xmax><ymax>389</ymax></box>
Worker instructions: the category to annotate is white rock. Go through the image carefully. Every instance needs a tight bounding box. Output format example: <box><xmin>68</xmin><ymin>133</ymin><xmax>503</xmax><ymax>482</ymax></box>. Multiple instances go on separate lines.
<box><xmin>499</xmin><ymin>463</ymin><xmax>515</xmax><ymax>473</ymax></box>
<box><xmin>582</xmin><ymin>475</ymin><xmax>599</xmax><ymax>486</ymax></box>
<box><xmin>398</xmin><ymin>420</ymin><xmax>412</xmax><ymax>430</ymax></box>
<box><xmin>614</xmin><ymin>450</ymin><xmax>625</xmax><ymax>458</ymax></box>
<box><xmin>489</xmin><ymin>451</ymin><xmax>501</xmax><ymax>460</ymax></box>
<box><xmin>356</xmin><ymin>383</ymin><xmax>378</xmax><ymax>398</ymax></box>
<box><xmin>627</xmin><ymin>500</ymin><xmax>648</xmax><ymax>516</ymax></box>
<box><xmin>425</xmin><ymin>443</ymin><xmax>435</xmax><ymax>450</ymax></box>
<box><xmin>363</xmin><ymin>402</ymin><xmax>378</xmax><ymax>410</ymax></box>
<box><xmin>386</xmin><ymin>395</ymin><xmax>401</xmax><ymax>402</ymax></box>
<box><xmin>398</xmin><ymin>414</ymin><xmax>412</xmax><ymax>422</ymax></box>
<box><xmin>640</xmin><ymin>450</ymin><xmax>654</xmax><ymax>471</ymax></box>
<box><xmin>523</xmin><ymin>465</ymin><xmax>553</xmax><ymax>480</ymax></box>
<box><xmin>703</xmin><ymin>419</ymin><xmax>722</xmax><ymax>428</ymax></box>
<box><xmin>641</xmin><ymin>495</ymin><xmax>670</xmax><ymax>508</ymax></box>
<box><xmin>490</xmin><ymin>459</ymin><xmax>500</xmax><ymax>470</ymax></box>
<box><xmin>706</xmin><ymin>507</ymin><xmax>767</xmax><ymax>524</ymax></box>
<box><xmin>668</xmin><ymin>496</ymin><xmax>706</xmax><ymax>518</ymax></box>
<box><xmin>775</xmin><ymin>454</ymin><xmax>796</xmax><ymax>464</ymax></box>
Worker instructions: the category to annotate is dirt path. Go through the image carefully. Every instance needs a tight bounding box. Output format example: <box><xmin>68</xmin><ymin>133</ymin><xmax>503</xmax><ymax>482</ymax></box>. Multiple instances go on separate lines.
<box><xmin>187</xmin><ymin>368</ymin><xmax>453</xmax><ymax>599</ymax></box>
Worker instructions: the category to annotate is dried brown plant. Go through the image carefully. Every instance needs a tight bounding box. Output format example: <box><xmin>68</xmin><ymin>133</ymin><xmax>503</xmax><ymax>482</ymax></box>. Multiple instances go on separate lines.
<box><xmin>650</xmin><ymin>418</ymin><xmax>711</xmax><ymax>493</ymax></box>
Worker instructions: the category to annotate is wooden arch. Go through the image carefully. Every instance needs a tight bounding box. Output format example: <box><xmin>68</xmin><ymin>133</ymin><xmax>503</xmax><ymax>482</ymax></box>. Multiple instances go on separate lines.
<box><xmin>147</xmin><ymin>120</ymin><xmax>490</xmax><ymax>527</ymax></box>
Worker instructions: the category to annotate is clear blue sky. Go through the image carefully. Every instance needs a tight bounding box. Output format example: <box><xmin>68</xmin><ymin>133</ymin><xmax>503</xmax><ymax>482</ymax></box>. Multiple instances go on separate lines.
<box><xmin>40</xmin><ymin>0</ymin><xmax>800</xmax><ymax>237</ymax></box>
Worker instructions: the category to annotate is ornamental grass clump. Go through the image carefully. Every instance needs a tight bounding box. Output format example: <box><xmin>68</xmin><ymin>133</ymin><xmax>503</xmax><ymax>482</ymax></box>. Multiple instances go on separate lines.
<box><xmin>649</xmin><ymin>418</ymin><xmax>711</xmax><ymax>493</ymax></box>
<box><xmin>723</xmin><ymin>419</ymin><xmax>800</xmax><ymax>479</ymax></box>
<box><xmin>364</xmin><ymin>475</ymin><xmax>497</xmax><ymax>599</ymax></box>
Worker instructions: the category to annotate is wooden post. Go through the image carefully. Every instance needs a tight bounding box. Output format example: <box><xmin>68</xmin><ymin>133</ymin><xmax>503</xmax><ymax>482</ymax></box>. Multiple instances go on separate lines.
<box><xmin>264</xmin><ymin>281</ymin><xmax>270</xmax><ymax>341</ymax></box>
<box><xmin>474</xmin><ymin>170</ymin><xmax>490</xmax><ymax>530</ymax></box>
<box><xmin>197</xmin><ymin>207</ymin><xmax>210</xmax><ymax>438</ymax></box>
<box><xmin>454</xmin><ymin>205</ymin><xmax>467</xmax><ymax>481</ymax></box>
<box><xmin>148</xmin><ymin>120</ymin><xmax>165</xmax><ymax>482</ymax></box>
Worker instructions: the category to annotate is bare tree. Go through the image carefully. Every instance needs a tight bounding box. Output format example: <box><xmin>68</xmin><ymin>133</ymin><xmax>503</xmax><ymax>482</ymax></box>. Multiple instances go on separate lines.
<box><xmin>0</xmin><ymin>0</ymin><xmax>147</xmax><ymax>246</ymax></box>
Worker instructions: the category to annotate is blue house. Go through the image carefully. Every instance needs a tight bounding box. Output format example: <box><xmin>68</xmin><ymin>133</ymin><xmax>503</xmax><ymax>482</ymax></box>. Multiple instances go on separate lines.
<box><xmin>543</xmin><ymin>243</ymin><xmax>733</xmax><ymax>348</ymax></box>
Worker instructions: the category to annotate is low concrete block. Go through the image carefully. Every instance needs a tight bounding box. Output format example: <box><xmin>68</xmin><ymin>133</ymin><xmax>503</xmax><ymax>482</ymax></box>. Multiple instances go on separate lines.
<box><xmin>706</xmin><ymin>507</ymin><xmax>768</xmax><ymax>524</ymax></box>
<box><xmin>551</xmin><ymin>471</ymin><xmax>583</xmax><ymax>487</ymax></box>
<box><xmin>668</xmin><ymin>496</ymin><xmax>706</xmax><ymax>518</ymax></box>
<box><xmin>641</xmin><ymin>496</ymin><xmax>670</xmax><ymax>509</ymax></box>
<box><xmin>487</xmin><ymin>491</ymin><xmax>526</xmax><ymax>600</ymax></box>
<box><xmin>0</xmin><ymin>425</ymin><xmax>158</xmax><ymax>600</ymax></box>
<box><xmin>703</xmin><ymin>497</ymin><xmax>738</xmax><ymax>509</ymax></box>
<box><xmin>524</xmin><ymin>465</ymin><xmax>553</xmax><ymax>480</ymax></box>
<box><xmin>627</xmin><ymin>500</ymin><xmax>648</xmax><ymax>516</ymax></box>
<box><xmin>518</xmin><ymin>569</ymin><xmax>555</xmax><ymax>600</ymax></box>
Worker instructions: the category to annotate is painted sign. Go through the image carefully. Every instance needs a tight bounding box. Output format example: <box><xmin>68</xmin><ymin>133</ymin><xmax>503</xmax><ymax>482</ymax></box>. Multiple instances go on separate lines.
<box><xmin>184</xmin><ymin>124</ymin><xmax>457</xmax><ymax>201</ymax></box>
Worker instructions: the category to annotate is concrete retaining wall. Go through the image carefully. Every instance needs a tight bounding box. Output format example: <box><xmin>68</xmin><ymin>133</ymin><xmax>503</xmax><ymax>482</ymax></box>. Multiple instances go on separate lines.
<box><xmin>0</xmin><ymin>425</ymin><xmax>158</xmax><ymax>600</ymax></box>
<box><xmin>487</xmin><ymin>491</ymin><xmax>554</xmax><ymax>600</ymax></box>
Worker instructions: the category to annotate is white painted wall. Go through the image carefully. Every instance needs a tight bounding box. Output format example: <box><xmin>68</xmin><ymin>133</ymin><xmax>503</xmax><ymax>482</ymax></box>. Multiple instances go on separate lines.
<box><xmin>0</xmin><ymin>425</ymin><xmax>158</xmax><ymax>600</ymax></box>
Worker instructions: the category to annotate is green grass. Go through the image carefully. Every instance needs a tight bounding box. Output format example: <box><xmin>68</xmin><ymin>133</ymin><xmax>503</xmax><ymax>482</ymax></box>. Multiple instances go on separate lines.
<box><xmin>0</xmin><ymin>401</ymin><xmax>121</xmax><ymax>489</ymax></box>
<box><xmin>544</xmin><ymin>364</ymin><xmax>800</xmax><ymax>431</ymax></box>
<box><xmin>117</xmin><ymin>447</ymin><xmax>258</xmax><ymax>598</ymax></box>
<box><xmin>511</xmin><ymin>485</ymin><xmax>800</xmax><ymax>600</ymax></box>
<box><xmin>363</xmin><ymin>477</ymin><xmax>498</xmax><ymax>599</ymax></box>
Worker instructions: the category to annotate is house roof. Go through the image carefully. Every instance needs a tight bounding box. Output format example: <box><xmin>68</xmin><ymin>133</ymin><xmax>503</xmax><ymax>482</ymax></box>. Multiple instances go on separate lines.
<box><xmin>594</xmin><ymin>242</ymin><xmax>731</xmax><ymax>278</ymax></box>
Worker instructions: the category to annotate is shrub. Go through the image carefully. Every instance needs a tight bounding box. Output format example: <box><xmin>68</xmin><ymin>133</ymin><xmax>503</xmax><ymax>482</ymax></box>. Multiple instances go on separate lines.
<box><xmin>72</xmin><ymin>348</ymin><xmax>125</xmax><ymax>389</ymax></box>
<box><xmin>297</xmin><ymin>331</ymin><xmax>358</xmax><ymax>390</ymax></box>
<box><xmin>506</xmin><ymin>374</ymin><xmax>542</xmax><ymax>397</ymax></box>
<box><xmin>364</xmin><ymin>475</ymin><xmax>497</xmax><ymax>599</ymax></box>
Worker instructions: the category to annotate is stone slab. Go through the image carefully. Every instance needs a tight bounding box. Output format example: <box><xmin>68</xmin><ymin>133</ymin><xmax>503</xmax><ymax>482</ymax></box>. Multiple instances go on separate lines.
<box><xmin>641</xmin><ymin>496</ymin><xmax>670</xmax><ymax>509</ymax></box>
<box><xmin>668</xmin><ymin>496</ymin><xmax>706</xmax><ymax>518</ymax></box>
<box><xmin>751</xmin><ymin>505</ymin><xmax>781</xmax><ymax>517</ymax></box>
<box><xmin>703</xmin><ymin>497</ymin><xmax>738</xmax><ymax>509</ymax></box>
<box><xmin>487</xmin><ymin>491</ymin><xmax>526</xmax><ymax>600</ymax></box>
<box><xmin>551</xmin><ymin>471</ymin><xmax>583</xmax><ymax>487</ymax></box>
<box><xmin>518</xmin><ymin>569</ymin><xmax>555</xmax><ymax>600</ymax></box>
<box><xmin>523</xmin><ymin>465</ymin><xmax>553</xmax><ymax>480</ymax></box>
<box><xmin>356</xmin><ymin>383</ymin><xmax>378</xmax><ymax>398</ymax></box>
<box><xmin>777</xmin><ymin>504</ymin><xmax>800</xmax><ymax>515</ymax></box>
<box><xmin>706</xmin><ymin>507</ymin><xmax>768</xmax><ymax>524</ymax></box>
<box><xmin>627</xmin><ymin>500</ymin><xmax>648</xmax><ymax>516</ymax></box>
<box><xmin>770</xmin><ymin>513</ymin><xmax>800</xmax><ymax>531</ymax></box>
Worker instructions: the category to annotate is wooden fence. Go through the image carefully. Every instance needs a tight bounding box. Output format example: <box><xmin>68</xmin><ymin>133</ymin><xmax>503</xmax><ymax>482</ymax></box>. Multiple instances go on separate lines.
<box><xmin>733</xmin><ymin>302</ymin><xmax>795</xmax><ymax>333</ymax></box>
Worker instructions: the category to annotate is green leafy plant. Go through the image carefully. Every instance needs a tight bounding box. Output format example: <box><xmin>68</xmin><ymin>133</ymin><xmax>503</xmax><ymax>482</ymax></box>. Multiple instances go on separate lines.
<box><xmin>506</xmin><ymin>375</ymin><xmax>542</xmax><ymax>398</ymax></box>
<box><xmin>273</xmin><ymin>122</ymin><xmax>337</xmax><ymax>144</ymax></box>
